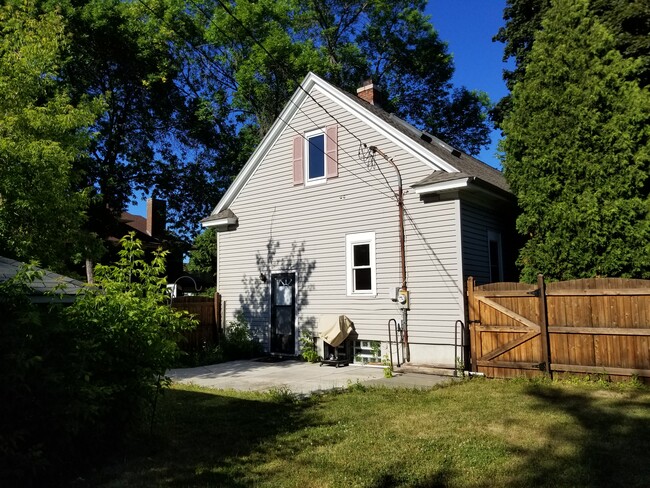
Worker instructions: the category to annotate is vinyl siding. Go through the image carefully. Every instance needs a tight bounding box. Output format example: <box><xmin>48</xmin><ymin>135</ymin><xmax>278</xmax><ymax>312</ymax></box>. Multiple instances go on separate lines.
<box><xmin>460</xmin><ymin>193</ymin><xmax>517</xmax><ymax>285</ymax></box>
<box><xmin>217</xmin><ymin>88</ymin><xmax>464</xmax><ymax>367</ymax></box>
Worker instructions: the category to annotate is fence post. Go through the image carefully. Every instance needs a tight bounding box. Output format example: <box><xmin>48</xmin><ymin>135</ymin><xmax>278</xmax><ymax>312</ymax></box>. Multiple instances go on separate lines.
<box><xmin>537</xmin><ymin>274</ymin><xmax>552</xmax><ymax>378</ymax></box>
<box><xmin>214</xmin><ymin>292</ymin><xmax>221</xmax><ymax>340</ymax></box>
<box><xmin>467</xmin><ymin>276</ymin><xmax>478</xmax><ymax>373</ymax></box>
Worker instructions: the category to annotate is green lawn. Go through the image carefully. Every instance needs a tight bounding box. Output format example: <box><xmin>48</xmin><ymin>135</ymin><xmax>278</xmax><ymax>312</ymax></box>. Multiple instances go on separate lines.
<box><xmin>87</xmin><ymin>378</ymin><xmax>650</xmax><ymax>487</ymax></box>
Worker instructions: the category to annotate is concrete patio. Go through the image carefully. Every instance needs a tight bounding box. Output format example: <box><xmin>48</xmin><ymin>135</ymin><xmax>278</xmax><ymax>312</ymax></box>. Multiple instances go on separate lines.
<box><xmin>168</xmin><ymin>358</ymin><xmax>455</xmax><ymax>395</ymax></box>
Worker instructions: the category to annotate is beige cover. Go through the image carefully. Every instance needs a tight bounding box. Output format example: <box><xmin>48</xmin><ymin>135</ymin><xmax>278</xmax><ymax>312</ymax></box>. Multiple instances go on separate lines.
<box><xmin>318</xmin><ymin>315</ymin><xmax>354</xmax><ymax>347</ymax></box>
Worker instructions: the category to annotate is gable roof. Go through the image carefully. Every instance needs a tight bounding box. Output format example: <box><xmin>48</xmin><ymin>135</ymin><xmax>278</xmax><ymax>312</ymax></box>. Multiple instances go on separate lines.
<box><xmin>205</xmin><ymin>72</ymin><xmax>509</xmax><ymax>220</ymax></box>
<box><xmin>0</xmin><ymin>256</ymin><xmax>85</xmax><ymax>303</ymax></box>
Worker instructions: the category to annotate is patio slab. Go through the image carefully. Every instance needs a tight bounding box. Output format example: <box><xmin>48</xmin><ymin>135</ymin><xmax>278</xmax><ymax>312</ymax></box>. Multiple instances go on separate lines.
<box><xmin>168</xmin><ymin>359</ymin><xmax>455</xmax><ymax>394</ymax></box>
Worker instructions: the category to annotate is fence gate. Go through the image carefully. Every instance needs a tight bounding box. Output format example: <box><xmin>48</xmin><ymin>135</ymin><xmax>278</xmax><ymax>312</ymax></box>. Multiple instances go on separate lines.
<box><xmin>468</xmin><ymin>276</ymin><xmax>549</xmax><ymax>378</ymax></box>
<box><xmin>467</xmin><ymin>276</ymin><xmax>650</xmax><ymax>381</ymax></box>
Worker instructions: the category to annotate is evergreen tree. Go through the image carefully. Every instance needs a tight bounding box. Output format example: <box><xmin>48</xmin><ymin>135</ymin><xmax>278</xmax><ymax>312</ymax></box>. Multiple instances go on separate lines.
<box><xmin>501</xmin><ymin>0</ymin><xmax>650</xmax><ymax>281</ymax></box>
<box><xmin>493</xmin><ymin>0</ymin><xmax>650</xmax><ymax>126</ymax></box>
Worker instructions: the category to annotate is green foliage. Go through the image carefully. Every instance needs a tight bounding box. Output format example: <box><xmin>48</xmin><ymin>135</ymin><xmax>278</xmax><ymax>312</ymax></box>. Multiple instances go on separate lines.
<box><xmin>265</xmin><ymin>386</ymin><xmax>300</xmax><ymax>403</ymax></box>
<box><xmin>493</xmin><ymin>0</ymin><xmax>650</xmax><ymax>125</ymax></box>
<box><xmin>175</xmin><ymin>310</ymin><xmax>262</xmax><ymax>367</ymax></box>
<box><xmin>299</xmin><ymin>330</ymin><xmax>320</xmax><ymax>363</ymax></box>
<box><xmin>221</xmin><ymin>311</ymin><xmax>263</xmax><ymax>360</ymax></box>
<box><xmin>187</xmin><ymin>227</ymin><xmax>217</xmax><ymax>280</ymax></box>
<box><xmin>0</xmin><ymin>3</ymin><xmax>102</xmax><ymax>271</ymax></box>
<box><xmin>3</xmin><ymin>0</ymin><xmax>493</xmax><ymax>250</ymax></box>
<box><xmin>67</xmin><ymin>233</ymin><xmax>197</xmax><ymax>421</ymax></box>
<box><xmin>382</xmin><ymin>354</ymin><xmax>393</xmax><ymax>378</ymax></box>
<box><xmin>0</xmin><ymin>234</ymin><xmax>196</xmax><ymax>485</ymax></box>
<box><xmin>207</xmin><ymin>0</ymin><xmax>492</xmax><ymax>155</ymax></box>
<box><xmin>501</xmin><ymin>0</ymin><xmax>650</xmax><ymax>281</ymax></box>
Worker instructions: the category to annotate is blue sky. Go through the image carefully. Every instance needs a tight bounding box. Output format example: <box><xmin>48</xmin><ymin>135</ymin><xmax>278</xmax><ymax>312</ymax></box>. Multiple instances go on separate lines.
<box><xmin>425</xmin><ymin>0</ymin><xmax>510</xmax><ymax>169</ymax></box>
<box><xmin>129</xmin><ymin>1</ymin><xmax>510</xmax><ymax>216</ymax></box>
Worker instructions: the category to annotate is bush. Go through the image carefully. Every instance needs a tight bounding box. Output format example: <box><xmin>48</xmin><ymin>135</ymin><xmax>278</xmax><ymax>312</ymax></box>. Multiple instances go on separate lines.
<box><xmin>0</xmin><ymin>234</ymin><xmax>196</xmax><ymax>485</ymax></box>
<box><xmin>299</xmin><ymin>330</ymin><xmax>320</xmax><ymax>363</ymax></box>
<box><xmin>220</xmin><ymin>311</ymin><xmax>263</xmax><ymax>360</ymax></box>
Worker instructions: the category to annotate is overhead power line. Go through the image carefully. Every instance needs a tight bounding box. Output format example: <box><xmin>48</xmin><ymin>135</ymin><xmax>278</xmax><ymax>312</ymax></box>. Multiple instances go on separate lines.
<box><xmin>135</xmin><ymin>0</ymin><xmax>398</xmax><ymax>200</ymax></box>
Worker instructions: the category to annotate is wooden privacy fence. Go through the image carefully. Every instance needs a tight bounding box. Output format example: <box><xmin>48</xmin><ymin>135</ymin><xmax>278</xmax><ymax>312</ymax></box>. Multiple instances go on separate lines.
<box><xmin>172</xmin><ymin>293</ymin><xmax>221</xmax><ymax>351</ymax></box>
<box><xmin>467</xmin><ymin>276</ymin><xmax>650</xmax><ymax>381</ymax></box>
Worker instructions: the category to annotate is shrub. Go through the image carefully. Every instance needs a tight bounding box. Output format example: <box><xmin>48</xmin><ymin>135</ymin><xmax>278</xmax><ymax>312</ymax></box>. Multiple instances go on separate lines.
<box><xmin>0</xmin><ymin>234</ymin><xmax>196</xmax><ymax>485</ymax></box>
<box><xmin>220</xmin><ymin>311</ymin><xmax>263</xmax><ymax>360</ymax></box>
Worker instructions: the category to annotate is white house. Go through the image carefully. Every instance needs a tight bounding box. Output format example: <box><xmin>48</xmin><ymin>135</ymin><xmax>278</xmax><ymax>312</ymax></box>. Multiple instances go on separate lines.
<box><xmin>201</xmin><ymin>72</ymin><xmax>516</xmax><ymax>370</ymax></box>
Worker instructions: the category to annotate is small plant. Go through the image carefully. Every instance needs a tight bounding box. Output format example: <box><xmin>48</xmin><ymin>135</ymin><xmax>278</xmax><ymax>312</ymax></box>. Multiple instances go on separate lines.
<box><xmin>370</xmin><ymin>340</ymin><xmax>381</xmax><ymax>361</ymax></box>
<box><xmin>299</xmin><ymin>330</ymin><xmax>320</xmax><ymax>363</ymax></box>
<box><xmin>346</xmin><ymin>380</ymin><xmax>367</xmax><ymax>392</ymax></box>
<box><xmin>382</xmin><ymin>354</ymin><xmax>393</xmax><ymax>378</ymax></box>
<box><xmin>266</xmin><ymin>386</ymin><xmax>299</xmax><ymax>403</ymax></box>
<box><xmin>455</xmin><ymin>356</ymin><xmax>466</xmax><ymax>378</ymax></box>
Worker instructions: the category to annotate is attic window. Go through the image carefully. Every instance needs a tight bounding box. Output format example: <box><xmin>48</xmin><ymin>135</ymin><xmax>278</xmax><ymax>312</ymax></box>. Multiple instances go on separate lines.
<box><xmin>293</xmin><ymin>125</ymin><xmax>338</xmax><ymax>186</ymax></box>
<box><xmin>306</xmin><ymin>130</ymin><xmax>325</xmax><ymax>184</ymax></box>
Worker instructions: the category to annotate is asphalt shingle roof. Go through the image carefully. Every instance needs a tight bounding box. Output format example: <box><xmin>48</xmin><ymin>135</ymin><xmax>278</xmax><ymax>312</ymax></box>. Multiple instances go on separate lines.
<box><xmin>0</xmin><ymin>256</ymin><xmax>85</xmax><ymax>300</ymax></box>
<box><xmin>330</xmin><ymin>84</ymin><xmax>511</xmax><ymax>194</ymax></box>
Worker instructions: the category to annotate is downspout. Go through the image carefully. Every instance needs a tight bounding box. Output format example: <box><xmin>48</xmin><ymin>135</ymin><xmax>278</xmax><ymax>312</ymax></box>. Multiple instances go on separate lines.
<box><xmin>369</xmin><ymin>146</ymin><xmax>410</xmax><ymax>362</ymax></box>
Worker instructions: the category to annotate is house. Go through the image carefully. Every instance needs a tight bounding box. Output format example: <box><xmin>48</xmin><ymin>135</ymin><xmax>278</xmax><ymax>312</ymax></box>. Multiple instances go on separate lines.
<box><xmin>201</xmin><ymin>73</ymin><xmax>517</xmax><ymax>370</ymax></box>
<box><xmin>0</xmin><ymin>256</ymin><xmax>84</xmax><ymax>303</ymax></box>
<box><xmin>107</xmin><ymin>198</ymin><xmax>184</xmax><ymax>282</ymax></box>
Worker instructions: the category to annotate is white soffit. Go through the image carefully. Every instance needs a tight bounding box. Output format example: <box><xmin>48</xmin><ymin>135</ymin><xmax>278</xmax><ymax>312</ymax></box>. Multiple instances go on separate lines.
<box><xmin>211</xmin><ymin>72</ymin><xmax>457</xmax><ymax>215</ymax></box>
<box><xmin>201</xmin><ymin>217</ymin><xmax>237</xmax><ymax>229</ymax></box>
<box><xmin>413</xmin><ymin>178</ymin><xmax>470</xmax><ymax>195</ymax></box>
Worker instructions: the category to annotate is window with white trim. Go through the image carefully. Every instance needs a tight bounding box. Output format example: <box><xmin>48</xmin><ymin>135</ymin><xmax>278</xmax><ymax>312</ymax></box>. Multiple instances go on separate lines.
<box><xmin>293</xmin><ymin>126</ymin><xmax>337</xmax><ymax>186</ymax></box>
<box><xmin>305</xmin><ymin>130</ymin><xmax>325</xmax><ymax>184</ymax></box>
<box><xmin>346</xmin><ymin>232</ymin><xmax>376</xmax><ymax>295</ymax></box>
<box><xmin>487</xmin><ymin>230</ymin><xmax>503</xmax><ymax>283</ymax></box>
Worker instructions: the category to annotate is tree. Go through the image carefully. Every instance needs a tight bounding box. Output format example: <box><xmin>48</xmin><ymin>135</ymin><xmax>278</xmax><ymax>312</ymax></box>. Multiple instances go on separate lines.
<box><xmin>0</xmin><ymin>235</ymin><xmax>195</xmax><ymax>484</ymax></box>
<box><xmin>10</xmin><ymin>0</ymin><xmax>492</xmax><ymax>250</ymax></box>
<box><xmin>205</xmin><ymin>0</ymin><xmax>492</xmax><ymax>155</ymax></box>
<box><xmin>501</xmin><ymin>0</ymin><xmax>650</xmax><ymax>281</ymax></box>
<box><xmin>187</xmin><ymin>227</ymin><xmax>217</xmax><ymax>280</ymax></box>
<box><xmin>493</xmin><ymin>0</ymin><xmax>650</xmax><ymax>125</ymax></box>
<box><xmin>0</xmin><ymin>3</ymin><xmax>101</xmax><ymax>271</ymax></box>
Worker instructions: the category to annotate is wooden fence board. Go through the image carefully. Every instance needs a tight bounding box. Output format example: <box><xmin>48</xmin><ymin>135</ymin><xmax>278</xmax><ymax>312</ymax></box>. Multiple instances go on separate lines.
<box><xmin>172</xmin><ymin>293</ymin><xmax>221</xmax><ymax>352</ymax></box>
<box><xmin>468</xmin><ymin>277</ymin><xmax>650</xmax><ymax>382</ymax></box>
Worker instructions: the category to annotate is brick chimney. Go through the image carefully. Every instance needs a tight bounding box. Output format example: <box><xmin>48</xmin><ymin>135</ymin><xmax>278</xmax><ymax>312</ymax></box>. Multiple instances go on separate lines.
<box><xmin>356</xmin><ymin>79</ymin><xmax>381</xmax><ymax>106</ymax></box>
<box><xmin>146</xmin><ymin>198</ymin><xmax>166</xmax><ymax>238</ymax></box>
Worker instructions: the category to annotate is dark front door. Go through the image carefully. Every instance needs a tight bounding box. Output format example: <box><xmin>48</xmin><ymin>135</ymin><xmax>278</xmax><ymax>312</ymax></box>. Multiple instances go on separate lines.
<box><xmin>271</xmin><ymin>272</ymin><xmax>296</xmax><ymax>354</ymax></box>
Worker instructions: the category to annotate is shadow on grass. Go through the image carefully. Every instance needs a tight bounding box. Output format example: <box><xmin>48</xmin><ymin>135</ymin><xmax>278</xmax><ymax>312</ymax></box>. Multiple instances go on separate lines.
<box><xmin>513</xmin><ymin>384</ymin><xmax>650</xmax><ymax>487</ymax></box>
<box><xmin>86</xmin><ymin>387</ymin><xmax>318</xmax><ymax>487</ymax></box>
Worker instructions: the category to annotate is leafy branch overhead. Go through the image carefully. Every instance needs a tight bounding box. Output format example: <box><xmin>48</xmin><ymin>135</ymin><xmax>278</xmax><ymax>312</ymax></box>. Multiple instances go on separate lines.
<box><xmin>1</xmin><ymin>0</ymin><xmax>492</xmax><ymax>258</ymax></box>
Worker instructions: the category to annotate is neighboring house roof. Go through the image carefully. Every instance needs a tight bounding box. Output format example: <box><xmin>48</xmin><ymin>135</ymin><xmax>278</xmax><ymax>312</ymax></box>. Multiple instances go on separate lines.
<box><xmin>119</xmin><ymin>212</ymin><xmax>148</xmax><ymax>235</ymax></box>
<box><xmin>112</xmin><ymin>210</ymin><xmax>162</xmax><ymax>246</ymax></box>
<box><xmin>0</xmin><ymin>256</ymin><xmax>85</xmax><ymax>303</ymax></box>
<box><xmin>204</xmin><ymin>72</ymin><xmax>510</xmax><ymax>221</ymax></box>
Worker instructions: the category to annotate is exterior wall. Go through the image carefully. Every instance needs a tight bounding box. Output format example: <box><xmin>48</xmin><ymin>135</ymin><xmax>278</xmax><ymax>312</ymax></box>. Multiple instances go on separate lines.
<box><xmin>460</xmin><ymin>193</ymin><xmax>518</xmax><ymax>285</ymax></box>
<box><xmin>217</xmin><ymin>87</ymin><xmax>465</xmax><ymax>367</ymax></box>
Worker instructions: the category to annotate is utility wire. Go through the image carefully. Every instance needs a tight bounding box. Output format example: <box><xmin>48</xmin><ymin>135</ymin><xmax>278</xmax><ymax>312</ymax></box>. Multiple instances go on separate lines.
<box><xmin>181</xmin><ymin>0</ymin><xmax>399</xmax><ymax>198</ymax></box>
<box><xmin>136</xmin><ymin>0</ymin><xmax>397</xmax><ymax>201</ymax></box>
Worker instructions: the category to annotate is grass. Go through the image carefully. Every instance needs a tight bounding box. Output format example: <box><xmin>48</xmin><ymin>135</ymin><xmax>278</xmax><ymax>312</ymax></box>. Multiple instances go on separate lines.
<box><xmin>83</xmin><ymin>377</ymin><xmax>650</xmax><ymax>487</ymax></box>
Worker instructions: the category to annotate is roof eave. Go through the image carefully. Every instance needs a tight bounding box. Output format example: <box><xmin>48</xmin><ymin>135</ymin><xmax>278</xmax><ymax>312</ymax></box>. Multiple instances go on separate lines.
<box><xmin>201</xmin><ymin>217</ymin><xmax>238</xmax><ymax>230</ymax></box>
<box><xmin>413</xmin><ymin>178</ymin><xmax>471</xmax><ymax>195</ymax></box>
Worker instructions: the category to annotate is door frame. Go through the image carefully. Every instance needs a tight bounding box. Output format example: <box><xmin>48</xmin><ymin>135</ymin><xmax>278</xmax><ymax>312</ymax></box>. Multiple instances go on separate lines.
<box><xmin>269</xmin><ymin>271</ymin><xmax>297</xmax><ymax>355</ymax></box>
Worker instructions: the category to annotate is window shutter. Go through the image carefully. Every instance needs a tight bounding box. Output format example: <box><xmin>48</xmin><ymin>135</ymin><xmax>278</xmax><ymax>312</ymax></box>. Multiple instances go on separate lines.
<box><xmin>325</xmin><ymin>125</ymin><xmax>338</xmax><ymax>178</ymax></box>
<box><xmin>293</xmin><ymin>135</ymin><xmax>303</xmax><ymax>185</ymax></box>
